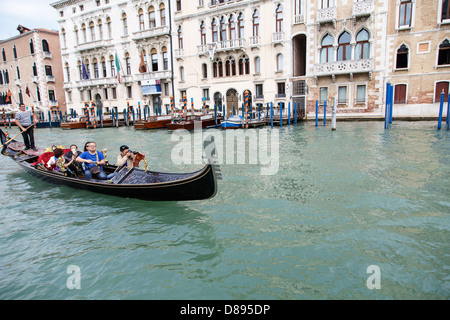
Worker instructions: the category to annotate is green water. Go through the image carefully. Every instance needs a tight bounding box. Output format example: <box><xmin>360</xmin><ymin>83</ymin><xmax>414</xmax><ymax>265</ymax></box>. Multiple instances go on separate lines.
<box><xmin>0</xmin><ymin>121</ymin><xmax>448</xmax><ymax>299</ymax></box>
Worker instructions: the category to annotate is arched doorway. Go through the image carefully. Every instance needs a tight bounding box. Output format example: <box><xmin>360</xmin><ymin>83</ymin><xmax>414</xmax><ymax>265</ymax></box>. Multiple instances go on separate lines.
<box><xmin>293</xmin><ymin>34</ymin><xmax>306</xmax><ymax>77</ymax></box>
<box><xmin>95</xmin><ymin>93</ymin><xmax>102</xmax><ymax>114</ymax></box>
<box><xmin>226</xmin><ymin>89</ymin><xmax>238</xmax><ymax>116</ymax></box>
<box><xmin>213</xmin><ymin>92</ymin><xmax>223</xmax><ymax>113</ymax></box>
<box><xmin>153</xmin><ymin>95</ymin><xmax>161</xmax><ymax>115</ymax></box>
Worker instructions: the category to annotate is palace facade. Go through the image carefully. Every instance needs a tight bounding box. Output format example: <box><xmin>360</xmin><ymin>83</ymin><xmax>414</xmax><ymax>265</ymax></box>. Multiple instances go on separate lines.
<box><xmin>0</xmin><ymin>25</ymin><xmax>65</xmax><ymax>114</ymax></box>
<box><xmin>50</xmin><ymin>0</ymin><xmax>450</xmax><ymax>119</ymax></box>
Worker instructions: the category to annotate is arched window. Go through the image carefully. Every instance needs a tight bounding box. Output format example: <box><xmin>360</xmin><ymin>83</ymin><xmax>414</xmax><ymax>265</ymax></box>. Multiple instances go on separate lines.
<box><xmin>148</xmin><ymin>6</ymin><xmax>155</xmax><ymax>29</ymax></box>
<box><xmin>160</xmin><ymin>3</ymin><xmax>166</xmax><ymax>26</ymax></box>
<box><xmin>178</xmin><ymin>26</ymin><xmax>183</xmax><ymax>49</ymax></box>
<box><xmin>320</xmin><ymin>34</ymin><xmax>334</xmax><ymax>63</ymax></box>
<box><xmin>239</xmin><ymin>55</ymin><xmax>250</xmax><ymax>75</ymax></box>
<box><xmin>276</xmin><ymin>54</ymin><xmax>283</xmax><ymax>72</ymax></box>
<box><xmin>162</xmin><ymin>47</ymin><xmax>168</xmax><ymax>70</ymax></box>
<box><xmin>97</xmin><ymin>21</ymin><xmax>103</xmax><ymax>40</ymax></box>
<box><xmin>275</xmin><ymin>5</ymin><xmax>283</xmax><ymax>33</ymax></box>
<box><xmin>30</xmin><ymin>38</ymin><xmax>34</xmax><ymax>54</ymax></box>
<box><xmin>255</xmin><ymin>56</ymin><xmax>261</xmax><ymax>74</ymax></box>
<box><xmin>229</xmin><ymin>15</ymin><xmax>236</xmax><ymax>40</ymax></box>
<box><xmin>337</xmin><ymin>31</ymin><xmax>351</xmax><ymax>61</ymax></box>
<box><xmin>438</xmin><ymin>39</ymin><xmax>450</xmax><ymax>66</ymax></box>
<box><xmin>213</xmin><ymin>58</ymin><xmax>223</xmax><ymax>77</ymax></box>
<box><xmin>238</xmin><ymin>13</ymin><xmax>244</xmax><ymax>38</ymax></box>
<box><xmin>139</xmin><ymin>8</ymin><xmax>145</xmax><ymax>30</ymax></box>
<box><xmin>106</xmin><ymin>17</ymin><xmax>112</xmax><ymax>38</ymax></box>
<box><xmin>151</xmin><ymin>48</ymin><xmax>158</xmax><ymax>72</ymax></box>
<box><xmin>200</xmin><ymin>21</ymin><xmax>206</xmax><ymax>45</ymax></box>
<box><xmin>42</xmin><ymin>39</ymin><xmax>50</xmax><ymax>53</ymax></box>
<box><xmin>252</xmin><ymin>10</ymin><xmax>259</xmax><ymax>37</ymax></box>
<box><xmin>13</xmin><ymin>45</ymin><xmax>17</xmax><ymax>59</ymax></box>
<box><xmin>2</xmin><ymin>48</ymin><xmax>5</xmax><ymax>62</ymax></box>
<box><xmin>125</xmin><ymin>53</ymin><xmax>131</xmax><ymax>75</ymax></box>
<box><xmin>356</xmin><ymin>29</ymin><xmax>370</xmax><ymax>59</ymax></box>
<box><xmin>89</xmin><ymin>21</ymin><xmax>95</xmax><ymax>41</ymax></box>
<box><xmin>396</xmin><ymin>44</ymin><xmax>409</xmax><ymax>69</ymax></box>
<box><xmin>212</xmin><ymin>19</ymin><xmax>218</xmax><ymax>42</ymax></box>
<box><xmin>93</xmin><ymin>58</ymin><xmax>99</xmax><ymax>78</ymax></box>
<box><xmin>225</xmin><ymin>56</ymin><xmax>236</xmax><ymax>77</ymax></box>
<box><xmin>180</xmin><ymin>66</ymin><xmax>185</xmax><ymax>81</ymax></box>
<box><xmin>81</xmin><ymin>23</ymin><xmax>87</xmax><ymax>43</ymax></box>
<box><xmin>122</xmin><ymin>13</ymin><xmax>128</xmax><ymax>35</ymax></box>
<box><xmin>202</xmin><ymin>63</ymin><xmax>208</xmax><ymax>79</ymax></box>
<box><xmin>220</xmin><ymin>16</ymin><xmax>227</xmax><ymax>42</ymax></box>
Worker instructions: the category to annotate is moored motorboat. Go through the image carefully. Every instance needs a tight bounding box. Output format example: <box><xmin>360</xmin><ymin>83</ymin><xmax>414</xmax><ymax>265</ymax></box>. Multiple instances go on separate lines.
<box><xmin>0</xmin><ymin>129</ymin><xmax>220</xmax><ymax>201</ymax></box>
<box><xmin>167</xmin><ymin>114</ymin><xmax>223</xmax><ymax>131</ymax></box>
<box><xmin>134</xmin><ymin>115</ymin><xmax>173</xmax><ymax>130</ymax></box>
<box><xmin>220</xmin><ymin>115</ymin><xmax>244</xmax><ymax>129</ymax></box>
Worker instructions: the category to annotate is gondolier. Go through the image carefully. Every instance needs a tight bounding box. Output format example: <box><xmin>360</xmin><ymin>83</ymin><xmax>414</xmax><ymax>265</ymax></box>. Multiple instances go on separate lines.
<box><xmin>14</xmin><ymin>103</ymin><xmax>38</xmax><ymax>151</ymax></box>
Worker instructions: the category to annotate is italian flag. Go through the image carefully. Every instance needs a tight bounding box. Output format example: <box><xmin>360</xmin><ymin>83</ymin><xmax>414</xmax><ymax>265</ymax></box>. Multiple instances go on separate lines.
<box><xmin>115</xmin><ymin>51</ymin><xmax>121</xmax><ymax>83</ymax></box>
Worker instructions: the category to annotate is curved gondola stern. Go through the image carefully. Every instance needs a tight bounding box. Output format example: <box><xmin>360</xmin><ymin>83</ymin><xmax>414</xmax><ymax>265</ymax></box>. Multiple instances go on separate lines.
<box><xmin>0</xmin><ymin>128</ymin><xmax>11</xmax><ymax>155</ymax></box>
<box><xmin>203</xmin><ymin>134</ymin><xmax>222</xmax><ymax>200</ymax></box>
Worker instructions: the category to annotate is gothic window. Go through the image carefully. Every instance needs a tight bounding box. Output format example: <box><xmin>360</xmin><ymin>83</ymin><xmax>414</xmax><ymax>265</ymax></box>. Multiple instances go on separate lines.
<box><xmin>320</xmin><ymin>34</ymin><xmax>334</xmax><ymax>63</ymax></box>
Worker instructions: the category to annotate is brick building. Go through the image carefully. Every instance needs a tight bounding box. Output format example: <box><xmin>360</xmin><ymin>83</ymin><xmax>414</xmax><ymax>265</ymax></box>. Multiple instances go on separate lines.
<box><xmin>0</xmin><ymin>25</ymin><xmax>66</xmax><ymax>117</ymax></box>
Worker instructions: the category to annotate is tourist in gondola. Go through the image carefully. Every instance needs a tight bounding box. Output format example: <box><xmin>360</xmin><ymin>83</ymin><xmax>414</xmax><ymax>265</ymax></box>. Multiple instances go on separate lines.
<box><xmin>14</xmin><ymin>103</ymin><xmax>38</xmax><ymax>151</ymax></box>
<box><xmin>64</xmin><ymin>144</ymin><xmax>83</xmax><ymax>177</ymax></box>
<box><xmin>76</xmin><ymin>141</ymin><xmax>108</xmax><ymax>180</ymax></box>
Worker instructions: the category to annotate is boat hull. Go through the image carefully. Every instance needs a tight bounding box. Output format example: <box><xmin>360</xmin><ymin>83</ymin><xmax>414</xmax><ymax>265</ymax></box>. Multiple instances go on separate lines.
<box><xmin>0</xmin><ymin>129</ymin><xmax>219</xmax><ymax>201</ymax></box>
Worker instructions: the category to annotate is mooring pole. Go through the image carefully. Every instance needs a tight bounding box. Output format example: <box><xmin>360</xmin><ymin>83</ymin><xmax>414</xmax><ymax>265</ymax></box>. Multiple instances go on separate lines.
<box><xmin>438</xmin><ymin>90</ymin><xmax>444</xmax><ymax>130</ymax></box>
<box><xmin>270</xmin><ymin>102</ymin><xmax>273</xmax><ymax>129</ymax></box>
<box><xmin>385</xmin><ymin>82</ymin><xmax>391</xmax><ymax>129</ymax></box>
<box><xmin>331</xmin><ymin>98</ymin><xmax>336</xmax><ymax>131</ymax></box>
<box><xmin>315</xmin><ymin>100</ymin><xmax>318</xmax><ymax>127</ymax></box>
<box><xmin>294</xmin><ymin>101</ymin><xmax>297</xmax><ymax>125</ymax></box>
<box><xmin>446</xmin><ymin>94</ymin><xmax>450</xmax><ymax>130</ymax></box>
<box><xmin>280</xmin><ymin>102</ymin><xmax>283</xmax><ymax>127</ymax></box>
<box><xmin>288</xmin><ymin>101</ymin><xmax>291</xmax><ymax>125</ymax></box>
<box><xmin>323</xmin><ymin>100</ymin><xmax>327</xmax><ymax>126</ymax></box>
<box><xmin>389</xmin><ymin>84</ymin><xmax>394</xmax><ymax>125</ymax></box>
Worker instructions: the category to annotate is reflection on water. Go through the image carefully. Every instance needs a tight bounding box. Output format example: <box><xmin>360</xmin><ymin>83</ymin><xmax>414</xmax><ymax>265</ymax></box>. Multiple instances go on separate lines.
<box><xmin>0</xmin><ymin>121</ymin><xmax>448</xmax><ymax>299</ymax></box>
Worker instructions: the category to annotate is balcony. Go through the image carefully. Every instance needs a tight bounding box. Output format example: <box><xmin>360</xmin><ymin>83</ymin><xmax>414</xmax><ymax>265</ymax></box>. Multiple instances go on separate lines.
<box><xmin>134</xmin><ymin>70</ymin><xmax>171</xmax><ymax>82</ymax></box>
<box><xmin>249</xmin><ymin>36</ymin><xmax>261</xmax><ymax>48</ymax></box>
<box><xmin>272</xmin><ymin>32</ymin><xmax>283</xmax><ymax>44</ymax></box>
<box><xmin>217</xmin><ymin>38</ymin><xmax>246</xmax><ymax>52</ymax></box>
<box><xmin>75</xmin><ymin>77</ymin><xmax>118</xmax><ymax>88</ymax></box>
<box><xmin>294</xmin><ymin>14</ymin><xmax>305</xmax><ymax>24</ymax></box>
<box><xmin>31</xmin><ymin>76</ymin><xmax>39</xmax><ymax>83</ymax></box>
<box><xmin>352</xmin><ymin>0</ymin><xmax>374</xmax><ymax>19</ymax></box>
<box><xmin>46</xmin><ymin>75</ymin><xmax>55</xmax><ymax>83</ymax></box>
<box><xmin>317</xmin><ymin>6</ymin><xmax>337</xmax><ymax>28</ymax></box>
<box><xmin>314</xmin><ymin>58</ymin><xmax>373</xmax><ymax>82</ymax></box>
<box><xmin>14</xmin><ymin>78</ymin><xmax>21</xmax><ymax>86</ymax></box>
<box><xmin>175</xmin><ymin>48</ymin><xmax>184</xmax><ymax>59</ymax></box>
<box><xmin>75</xmin><ymin>39</ymin><xmax>113</xmax><ymax>53</ymax></box>
<box><xmin>132</xmin><ymin>25</ymin><xmax>170</xmax><ymax>42</ymax></box>
<box><xmin>43</xmin><ymin>51</ymin><xmax>52</xmax><ymax>59</ymax></box>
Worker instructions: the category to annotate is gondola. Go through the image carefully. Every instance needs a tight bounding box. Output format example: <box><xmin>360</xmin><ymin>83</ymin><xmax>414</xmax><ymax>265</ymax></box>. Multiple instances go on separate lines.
<box><xmin>0</xmin><ymin>129</ymin><xmax>220</xmax><ymax>201</ymax></box>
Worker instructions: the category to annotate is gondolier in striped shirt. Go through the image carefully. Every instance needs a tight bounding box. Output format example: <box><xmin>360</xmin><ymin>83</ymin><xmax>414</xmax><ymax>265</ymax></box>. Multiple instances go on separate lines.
<box><xmin>14</xmin><ymin>103</ymin><xmax>38</xmax><ymax>151</ymax></box>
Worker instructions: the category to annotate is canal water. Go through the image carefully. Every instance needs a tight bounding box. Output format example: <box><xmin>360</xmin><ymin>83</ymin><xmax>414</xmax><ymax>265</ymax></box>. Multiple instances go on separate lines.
<box><xmin>0</xmin><ymin>121</ymin><xmax>448</xmax><ymax>299</ymax></box>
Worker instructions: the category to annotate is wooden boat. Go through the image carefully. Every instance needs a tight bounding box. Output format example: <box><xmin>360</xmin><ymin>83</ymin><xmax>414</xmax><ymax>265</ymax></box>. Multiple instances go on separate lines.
<box><xmin>134</xmin><ymin>115</ymin><xmax>174</xmax><ymax>130</ymax></box>
<box><xmin>166</xmin><ymin>114</ymin><xmax>223</xmax><ymax>131</ymax></box>
<box><xmin>0</xmin><ymin>129</ymin><xmax>220</xmax><ymax>201</ymax></box>
<box><xmin>61</xmin><ymin>116</ymin><xmax>114</xmax><ymax>129</ymax></box>
<box><xmin>60</xmin><ymin>117</ymin><xmax>87</xmax><ymax>129</ymax></box>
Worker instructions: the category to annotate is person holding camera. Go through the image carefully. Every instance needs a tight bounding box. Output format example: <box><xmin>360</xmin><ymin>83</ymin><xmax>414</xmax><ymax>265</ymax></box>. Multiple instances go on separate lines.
<box><xmin>116</xmin><ymin>145</ymin><xmax>137</xmax><ymax>170</ymax></box>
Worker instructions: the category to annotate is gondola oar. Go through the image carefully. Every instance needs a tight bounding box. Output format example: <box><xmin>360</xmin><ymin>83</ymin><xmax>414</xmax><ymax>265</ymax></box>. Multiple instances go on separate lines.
<box><xmin>0</xmin><ymin>123</ymin><xmax>36</xmax><ymax>149</ymax></box>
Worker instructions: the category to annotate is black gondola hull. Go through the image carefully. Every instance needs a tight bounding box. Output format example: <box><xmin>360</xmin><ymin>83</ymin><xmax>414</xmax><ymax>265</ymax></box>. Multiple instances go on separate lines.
<box><xmin>1</xmin><ymin>129</ymin><xmax>218</xmax><ymax>201</ymax></box>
